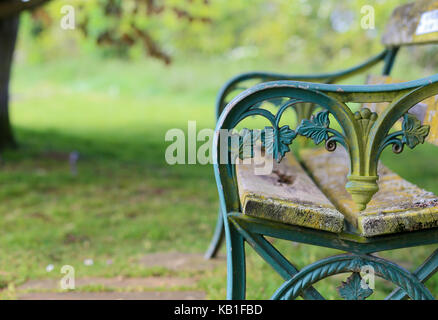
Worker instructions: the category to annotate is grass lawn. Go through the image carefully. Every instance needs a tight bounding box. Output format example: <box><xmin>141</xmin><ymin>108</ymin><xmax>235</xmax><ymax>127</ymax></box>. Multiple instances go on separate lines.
<box><xmin>1</xmin><ymin>52</ymin><xmax>438</xmax><ymax>299</ymax></box>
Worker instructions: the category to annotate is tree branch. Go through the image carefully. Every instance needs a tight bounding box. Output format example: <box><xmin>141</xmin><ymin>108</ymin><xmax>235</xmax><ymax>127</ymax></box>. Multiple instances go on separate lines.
<box><xmin>0</xmin><ymin>0</ymin><xmax>51</xmax><ymax>19</ymax></box>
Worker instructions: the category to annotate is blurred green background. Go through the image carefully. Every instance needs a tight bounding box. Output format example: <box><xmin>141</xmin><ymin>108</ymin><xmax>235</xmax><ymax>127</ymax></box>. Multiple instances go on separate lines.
<box><xmin>1</xmin><ymin>0</ymin><xmax>438</xmax><ymax>299</ymax></box>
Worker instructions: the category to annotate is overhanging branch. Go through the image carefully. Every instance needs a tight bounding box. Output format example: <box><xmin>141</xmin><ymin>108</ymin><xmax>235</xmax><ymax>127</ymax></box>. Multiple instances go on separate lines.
<box><xmin>0</xmin><ymin>0</ymin><xmax>51</xmax><ymax>19</ymax></box>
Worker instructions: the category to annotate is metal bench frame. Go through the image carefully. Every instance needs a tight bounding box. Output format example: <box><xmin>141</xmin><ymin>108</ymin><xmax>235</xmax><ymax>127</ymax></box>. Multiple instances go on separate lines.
<box><xmin>205</xmin><ymin>48</ymin><xmax>398</xmax><ymax>259</ymax></box>
<box><xmin>207</xmin><ymin>39</ymin><xmax>438</xmax><ymax>298</ymax></box>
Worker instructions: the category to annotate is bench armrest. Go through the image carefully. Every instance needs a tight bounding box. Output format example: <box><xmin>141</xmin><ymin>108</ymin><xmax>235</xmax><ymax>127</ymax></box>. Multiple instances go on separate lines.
<box><xmin>213</xmin><ymin>75</ymin><xmax>438</xmax><ymax>213</ymax></box>
<box><xmin>215</xmin><ymin>50</ymin><xmax>390</xmax><ymax>119</ymax></box>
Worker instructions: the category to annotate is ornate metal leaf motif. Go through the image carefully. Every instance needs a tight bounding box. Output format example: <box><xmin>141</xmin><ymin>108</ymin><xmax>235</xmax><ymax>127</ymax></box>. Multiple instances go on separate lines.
<box><xmin>261</xmin><ymin>128</ymin><xmax>275</xmax><ymax>155</ymax></box>
<box><xmin>401</xmin><ymin>113</ymin><xmax>430</xmax><ymax>149</ymax></box>
<box><xmin>262</xmin><ymin>125</ymin><xmax>296</xmax><ymax>162</ymax></box>
<box><xmin>297</xmin><ymin>110</ymin><xmax>330</xmax><ymax>145</ymax></box>
<box><xmin>337</xmin><ymin>272</ymin><xmax>373</xmax><ymax>300</ymax></box>
<box><xmin>232</xmin><ymin>129</ymin><xmax>261</xmax><ymax>160</ymax></box>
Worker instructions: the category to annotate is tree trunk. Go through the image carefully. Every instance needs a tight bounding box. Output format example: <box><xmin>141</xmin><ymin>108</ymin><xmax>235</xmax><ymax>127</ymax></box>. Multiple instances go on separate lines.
<box><xmin>0</xmin><ymin>14</ymin><xmax>19</xmax><ymax>150</ymax></box>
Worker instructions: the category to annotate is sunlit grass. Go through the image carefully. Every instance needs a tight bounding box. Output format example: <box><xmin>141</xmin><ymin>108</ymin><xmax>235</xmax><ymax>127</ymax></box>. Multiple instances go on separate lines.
<box><xmin>1</xmin><ymin>53</ymin><xmax>437</xmax><ymax>299</ymax></box>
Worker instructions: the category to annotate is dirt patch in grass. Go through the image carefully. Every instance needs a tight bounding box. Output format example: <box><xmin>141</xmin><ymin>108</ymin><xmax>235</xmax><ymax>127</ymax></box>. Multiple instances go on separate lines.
<box><xmin>18</xmin><ymin>291</ymin><xmax>205</xmax><ymax>300</ymax></box>
<box><xmin>139</xmin><ymin>252</ymin><xmax>225</xmax><ymax>272</ymax></box>
<box><xmin>18</xmin><ymin>276</ymin><xmax>198</xmax><ymax>291</ymax></box>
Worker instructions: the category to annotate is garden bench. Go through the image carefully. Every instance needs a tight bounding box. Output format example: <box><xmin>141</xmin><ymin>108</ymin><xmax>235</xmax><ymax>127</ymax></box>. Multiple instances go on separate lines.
<box><xmin>209</xmin><ymin>0</ymin><xmax>438</xmax><ymax>299</ymax></box>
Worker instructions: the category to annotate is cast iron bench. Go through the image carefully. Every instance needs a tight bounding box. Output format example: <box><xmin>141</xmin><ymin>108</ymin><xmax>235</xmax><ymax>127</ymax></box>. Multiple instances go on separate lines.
<box><xmin>209</xmin><ymin>0</ymin><xmax>438</xmax><ymax>300</ymax></box>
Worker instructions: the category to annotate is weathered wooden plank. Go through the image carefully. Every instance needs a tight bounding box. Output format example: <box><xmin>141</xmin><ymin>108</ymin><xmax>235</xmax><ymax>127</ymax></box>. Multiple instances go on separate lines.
<box><xmin>235</xmin><ymin>152</ymin><xmax>344</xmax><ymax>233</ymax></box>
<box><xmin>364</xmin><ymin>74</ymin><xmax>438</xmax><ymax>146</ymax></box>
<box><xmin>300</xmin><ymin>147</ymin><xmax>438</xmax><ymax>237</ymax></box>
<box><xmin>231</xmin><ymin>213</ymin><xmax>438</xmax><ymax>254</ymax></box>
<box><xmin>382</xmin><ymin>0</ymin><xmax>438</xmax><ymax>46</ymax></box>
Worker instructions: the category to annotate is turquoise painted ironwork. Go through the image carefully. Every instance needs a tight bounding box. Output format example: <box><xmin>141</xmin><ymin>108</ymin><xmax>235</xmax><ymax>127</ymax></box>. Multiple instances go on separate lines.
<box><xmin>226</xmin><ymin>212</ymin><xmax>438</xmax><ymax>300</ymax></box>
<box><xmin>217</xmin><ymin>80</ymin><xmax>437</xmax><ymax>212</ymax></box>
<box><xmin>271</xmin><ymin>254</ymin><xmax>434</xmax><ymax>300</ymax></box>
<box><xmin>214</xmin><ymin>50</ymin><xmax>390</xmax><ymax>121</ymax></box>
<box><xmin>296</xmin><ymin>109</ymin><xmax>346</xmax><ymax>150</ymax></box>
<box><xmin>337</xmin><ymin>272</ymin><xmax>373</xmax><ymax>300</ymax></box>
<box><xmin>205</xmin><ymin>48</ymin><xmax>396</xmax><ymax>259</ymax></box>
<box><xmin>206</xmin><ymin>2</ymin><xmax>438</xmax><ymax>298</ymax></box>
<box><xmin>379</xmin><ymin>113</ymin><xmax>431</xmax><ymax>155</ymax></box>
<box><xmin>210</xmin><ymin>57</ymin><xmax>438</xmax><ymax>299</ymax></box>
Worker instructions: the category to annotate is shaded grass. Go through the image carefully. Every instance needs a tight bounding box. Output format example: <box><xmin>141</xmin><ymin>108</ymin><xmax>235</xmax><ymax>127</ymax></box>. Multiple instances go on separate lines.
<box><xmin>1</xmin><ymin>53</ymin><xmax>438</xmax><ymax>299</ymax></box>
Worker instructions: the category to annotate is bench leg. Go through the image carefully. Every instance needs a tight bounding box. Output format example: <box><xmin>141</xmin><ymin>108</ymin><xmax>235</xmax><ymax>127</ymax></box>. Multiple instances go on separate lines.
<box><xmin>386</xmin><ymin>248</ymin><xmax>438</xmax><ymax>300</ymax></box>
<box><xmin>204</xmin><ymin>208</ymin><xmax>225</xmax><ymax>259</ymax></box>
<box><xmin>271</xmin><ymin>252</ymin><xmax>434</xmax><ymax>300</ymax></box>
<box><xmin>226</xmin><ymin>220</ymin><xmax>246</xmax><ymax>300</ymax></box>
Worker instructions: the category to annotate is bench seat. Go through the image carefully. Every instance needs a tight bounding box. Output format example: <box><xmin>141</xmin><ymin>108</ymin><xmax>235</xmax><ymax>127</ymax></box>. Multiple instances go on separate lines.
<box><xmin>236</xmin><ymin>153</ymin><xmax>345</xmax><ymax>233</ymax></box>
<box><xmin>236</xmin><ymin>148</ymin><xmax>438</xmax><ymax>237</ymax></box>
<box><xmin>301</xmin><ymin>148</ymin><xmax>438</xmax><ymax>237</ymax></box>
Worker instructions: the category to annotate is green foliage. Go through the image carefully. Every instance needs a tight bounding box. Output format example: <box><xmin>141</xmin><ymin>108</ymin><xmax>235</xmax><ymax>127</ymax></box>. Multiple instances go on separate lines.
<box><xmin>3</xmin><ymin>52</ymin><xmax>438</xmax><ymax>300</ymax></box>
<box><xmin>6</xmin><ymin>0</ymin><xmax>438</xmax><ymax>300</ymax></box>
<box><xmin>20</xmin><ymin>0</ymin><xmax>212</xmax><ymax>62</ymax></box>
<box><xmin>19</xmin><ymin>0</ymin><xmax>422</xmax><ymax>65</ymax></box>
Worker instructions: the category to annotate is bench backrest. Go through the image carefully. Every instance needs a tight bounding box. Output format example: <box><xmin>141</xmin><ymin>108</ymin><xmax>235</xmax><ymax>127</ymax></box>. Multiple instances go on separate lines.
<box><xmin>364</xmin><ymin>1</ymin><xmax>438</xmax><ymax>147</ymax></box>
<box><xmin>382</xmin><ymin>0</ymin><xmax>438</xmax><ymax>46</ymax></box>
<box><xmin>364</xmin><ymin>75</ymin><xmax>438</xmax><ymax>147</ymax></box>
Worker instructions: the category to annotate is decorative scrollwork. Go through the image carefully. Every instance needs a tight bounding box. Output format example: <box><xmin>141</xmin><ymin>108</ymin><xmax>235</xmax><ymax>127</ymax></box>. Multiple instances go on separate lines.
<box><xmin>392</xmin><ymin>140</ymin><xmax>404</xmax><ymax>154</ymax></box>
<box><xmin>337</xmin><ymin>272</ymin><xmax>373</xmax><ymax>300</ymax></box>
<box><xmin>231</xmin><ymin>98</ymin><xmax>304</xmax><ymax>163</ymax></box>
<box><xmin>231</xmin><ymin>103</ymin><xmax>430</xmax><ymax>212</ymax></box>
<box><xmin>297</xmin><ymin>110</ymin><xmax>330</xmax><ymax>145</ymax></box>
<box><xmin>325</xmin><ymin>137</ymin><xmax>337</xmax><ymax>152</ymax></box>
<box><xmin>378</xmin><ymin>113</ymin><xmax>430</xmax><ymax>156</ymax></box>
<box><xmin>216</xmin><ymin>79</ymin><xmax>438</xmax><ymax>214</ymax></box>
<box><xmin>402</xmin><ymin>113</ymin><xmax>430</xmax><ymax>148</ymax></box>
<box><xmin>261</xmin><ymin>125</ymin><xmax>296</xmax><ymax>162</ymax></box>
<box><xmin>231</xmin><ymin>125</ymin><xmax>297</xmax><ymax>163</ymax></box>
<box><xmin>233</xmin><ymin>106</ymin><xmax>349</xmax><ymax>163</ymax></box>
<box><xmin>354</xmin><ymin>108</ymin><xmax>378</xmax><ymax>139</ymax></box>
<box><xmin>296</xmin><ymin>109</ymin><xmax>346</xmax><ymax>152</ymax></box>
<box><xmin>271</xmin><ymin>254</ymin><xmax>434</xmax><ymax>300</ymax></box>
<box><xmin>231</xmin><ymin>128</ymin><xmax>261</xmax><ymax>160</ymax></box>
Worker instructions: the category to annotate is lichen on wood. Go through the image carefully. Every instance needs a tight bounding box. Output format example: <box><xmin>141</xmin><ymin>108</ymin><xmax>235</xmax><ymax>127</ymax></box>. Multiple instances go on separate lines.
<box><xmin>300</xmin><ymin>147</ymin><xmax>438</xmax><ymax>237</ymax></box>
<box><xmin>236</xmin><ymin>152</ymin><xmax>344</xmax><ymax>233</ymax></box>
<box><xmin>382</xmin><ymin>0</ymin><xmax>438</xmax><ymax>46</ymax></box>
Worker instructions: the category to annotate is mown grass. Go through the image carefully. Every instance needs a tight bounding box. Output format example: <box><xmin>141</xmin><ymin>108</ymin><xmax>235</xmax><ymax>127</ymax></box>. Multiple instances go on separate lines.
<box><xmin>1</xmin><ymin>50</ymin><xmax>438</xmax><ymax>299</ymax></box>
